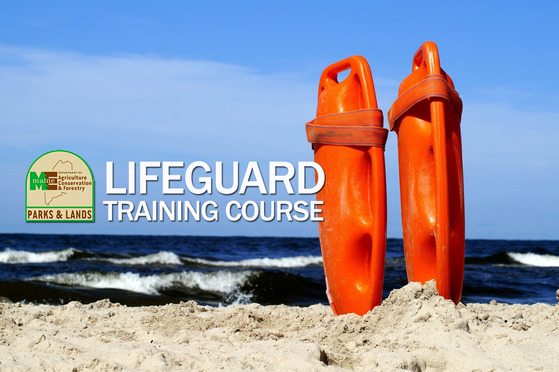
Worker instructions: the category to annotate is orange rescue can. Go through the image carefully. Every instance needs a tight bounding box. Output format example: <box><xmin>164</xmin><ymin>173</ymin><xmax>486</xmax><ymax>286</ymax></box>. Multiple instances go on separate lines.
<box><xmin>387</xmin><ymin>42</ymin><xmax>465</xmax><ymax>304</ymax></box>
<box><xmin>306</xmin><ymin>56</ymin><xmax>389</xmax><ymax>315</ymax></box>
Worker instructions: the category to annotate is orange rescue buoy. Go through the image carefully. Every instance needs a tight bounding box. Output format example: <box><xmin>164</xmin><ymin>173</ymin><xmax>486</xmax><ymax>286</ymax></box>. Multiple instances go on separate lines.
<box><xmin>306</xmin><ymin>56</ymin><xmax>389</xmax><ymax>315</ymax></box>
<box><xmin>387</xmin><ymin>41</ymin><xmax>465</xmax><ymax>304</ymax></box>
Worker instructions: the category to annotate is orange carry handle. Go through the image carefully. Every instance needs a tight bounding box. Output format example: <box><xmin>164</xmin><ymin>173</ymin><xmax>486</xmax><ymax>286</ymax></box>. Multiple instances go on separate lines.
<box><xmin>388</xmin><ymin>42</ymin><xmax>465</xmax><ymax>304</ymax></box>
<box><xmin>306</xmin><ymin>56</ymin><xmax>388</xmax><ymax>315</ymax></box>
<box><xmin>317</xmin><ymin>56</ymin><xmax>378</xmax><ymax>113</ymax></box>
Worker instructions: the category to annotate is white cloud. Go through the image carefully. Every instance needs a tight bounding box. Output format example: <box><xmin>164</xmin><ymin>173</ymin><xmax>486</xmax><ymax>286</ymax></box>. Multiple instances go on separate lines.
<box><xmin>1</xmin><ymin>45</ymin><xmax>557</xmax><ymax>238</ymax></box>
<box><xmin>0</xmin><ymin>45</ymin><xmax>317</xmax><ymax>162</ymax></box>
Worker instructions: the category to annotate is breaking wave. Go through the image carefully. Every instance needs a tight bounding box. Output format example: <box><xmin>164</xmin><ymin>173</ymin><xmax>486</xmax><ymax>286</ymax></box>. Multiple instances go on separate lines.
<box><xmin>185</xmin><ymin>255</ymin><xmax>323</xmax><ymax>268</ymax></box>
<box><xmin>507</xmin><ymin>252</ymin><xmax>559</xmax><ymax>267</ymax></box>
<box><xmin>29</xmin><ymin>270</ymin><xmax>254</xmax><ymax>296</ymax></box>
<box><xmin>0</xmin><ymin>248</ymin><xmax>77</xmax><ymax>264</ymax></box>
<box><xmin>94</xmin><ymin>251</ymin><xmax>183</xmax><ymax>266</ymax></box>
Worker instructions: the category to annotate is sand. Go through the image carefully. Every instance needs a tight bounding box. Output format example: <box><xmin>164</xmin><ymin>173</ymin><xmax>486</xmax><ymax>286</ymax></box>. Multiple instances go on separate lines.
<box><xmin>1</xmin><ymin>281</ymin><xmax>558</xmax><ymax>371</ymax></box>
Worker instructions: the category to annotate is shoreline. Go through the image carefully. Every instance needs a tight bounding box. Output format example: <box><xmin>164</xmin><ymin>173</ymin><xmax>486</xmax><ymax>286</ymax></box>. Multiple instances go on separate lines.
<box><xmin>1</xmin><ymin>281</ymin><xmax>558</xmax><ymax>371</ymax></box>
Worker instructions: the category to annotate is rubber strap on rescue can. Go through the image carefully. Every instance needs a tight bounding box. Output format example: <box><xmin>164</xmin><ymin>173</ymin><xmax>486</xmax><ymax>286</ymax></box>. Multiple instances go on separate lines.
<box><xmin>387</xmin><ymin>74</ymin><xmax>463</xmax><ymax>131</ymax></box>
<box><xmin>306</xmin><ymin>108</ymin><xmax>388</xmax><ymax>148</ymax></box>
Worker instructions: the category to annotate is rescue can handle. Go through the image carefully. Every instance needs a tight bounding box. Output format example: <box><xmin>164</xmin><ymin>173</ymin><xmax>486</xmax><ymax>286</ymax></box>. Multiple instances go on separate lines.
<box><xmin>414</xmin><ymin>42</ymin><xmax>452</xmax><ymax>297</ymax></box>
<box><xmin>317</xmin><ymin>56</ymin><xmax>379</xmax><ymax>111</ymax></box>
<box><xmin>412</xmin><ymin>41</ymin><xmax>441</xmax><ymax>75</ymax></box>
<box><xmin>413</xmin><ymin>42</ymin><xmax>456</xmax><ymax>89</ymax></box>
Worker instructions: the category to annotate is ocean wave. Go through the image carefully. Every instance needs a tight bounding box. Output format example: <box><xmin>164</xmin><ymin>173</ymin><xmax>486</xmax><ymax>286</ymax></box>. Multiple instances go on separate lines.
<box><xmin>185</xmin><ymin>255</ymin><xmax>323</xmax><ymax>268</ymax></box>
<box><xmin>29</xmin><ymin>270</ymin><xmax>254</xmax><ymax>295</ymax></box>
<box><xmin>222</xmin><ymin>288</ymin><xmax>254</xmax><ymax>306</ymax></box>
<box><xmin>0</xmin><ymin>248</ymin><xmax>77</xmax><ymax>264</ymax></box>
<box><xmin>507</xmin><ymin>252</ymin><xmax>559</xmax><ymax>267</ymax></box>
<box><xmin>93</xmin><ymin>251</ymin><xmax>183</xmax><ymax>266</ymax></box>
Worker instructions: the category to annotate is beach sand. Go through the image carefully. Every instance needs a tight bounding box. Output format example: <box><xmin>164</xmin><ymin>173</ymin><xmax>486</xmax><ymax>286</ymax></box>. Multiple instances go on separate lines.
<box><xmin>1</xmin><ymin>281</ymin><xmax>558</xmax><ymax>371</ymax></box>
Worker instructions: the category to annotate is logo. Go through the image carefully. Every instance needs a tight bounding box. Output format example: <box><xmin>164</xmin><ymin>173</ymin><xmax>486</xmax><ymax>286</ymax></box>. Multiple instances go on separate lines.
<box><xmin>26</xmin><ymin>150</ymin><xmax>94</xmax><ymax>222</ymax></box>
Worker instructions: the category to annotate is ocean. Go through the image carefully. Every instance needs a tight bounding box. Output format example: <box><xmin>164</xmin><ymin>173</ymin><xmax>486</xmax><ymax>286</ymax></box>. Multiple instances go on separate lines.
<box><xmin>0</xmin><ymin>234</ymin><xmax>557</xmax><ymax>307</ymax></box>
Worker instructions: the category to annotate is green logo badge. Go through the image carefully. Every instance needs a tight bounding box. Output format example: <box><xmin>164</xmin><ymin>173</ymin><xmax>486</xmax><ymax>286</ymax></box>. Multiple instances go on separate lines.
<box><xmin>25</xmin><ymin>150</ymin><xmax>94</xmax><ymax>222</ymax></box>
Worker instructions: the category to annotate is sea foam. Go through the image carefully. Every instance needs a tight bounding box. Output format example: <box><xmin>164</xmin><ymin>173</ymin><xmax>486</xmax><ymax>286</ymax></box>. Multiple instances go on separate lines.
<box><xmin>30</xmin><ymin>270</ymin><xmax>254</xmax><ymax>295</ymax></box>
<box><xmin>186</xmin><ymin>255</ymin><xmax>323</xmax><ymax>268</ymax></box>
<box><xmin>508</xmin><ymin>252</ymin><xmax>559</xmax><ymax>267</ymax></box>
<box><xmin>98</xmin><ymin>251</ymin><xmax>183</xmax><ymax>266</ymax></box>
<box><xmin>0</xmin><ymin>248</ymin><xmax>76</xmax><ymax>264</ymax></box>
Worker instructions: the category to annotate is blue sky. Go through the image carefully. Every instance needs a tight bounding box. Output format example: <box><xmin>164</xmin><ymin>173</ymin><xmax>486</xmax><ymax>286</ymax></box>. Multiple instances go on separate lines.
<box><xmin>1</xmin><ymin>1</ymin><xmax>558</xmax><ymax>239</ymax></box>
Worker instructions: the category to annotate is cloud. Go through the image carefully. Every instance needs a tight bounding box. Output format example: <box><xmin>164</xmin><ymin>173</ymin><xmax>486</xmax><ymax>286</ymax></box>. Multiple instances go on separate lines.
<box><xmin>1</xmin><ymin>45</ymin><xmax>557</xmax><ymax>238</ymax></box>
<box><xmin>0</xmin><ymin>45</ymin><xmax>318</xmax><ymax>162</ymax></box>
